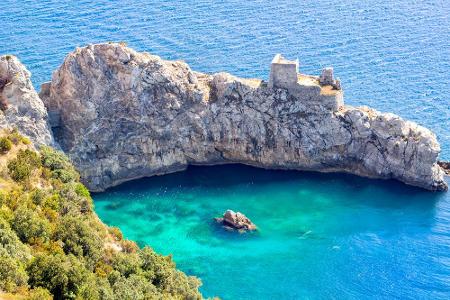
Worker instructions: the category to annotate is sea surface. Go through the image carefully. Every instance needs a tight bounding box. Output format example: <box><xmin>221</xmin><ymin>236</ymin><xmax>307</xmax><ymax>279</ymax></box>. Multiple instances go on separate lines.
<box><xmin>1</xmin><ymin>0</ymin><xmax>450</xmax><ymax>299</ymax></box>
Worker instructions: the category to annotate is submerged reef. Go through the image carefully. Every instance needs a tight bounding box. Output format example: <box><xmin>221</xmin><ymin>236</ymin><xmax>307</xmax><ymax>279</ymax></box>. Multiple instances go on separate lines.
<box><xmin>34</xmin><ymin>43</ymin><xmax>446</xmax><ymax>191</ymax></box>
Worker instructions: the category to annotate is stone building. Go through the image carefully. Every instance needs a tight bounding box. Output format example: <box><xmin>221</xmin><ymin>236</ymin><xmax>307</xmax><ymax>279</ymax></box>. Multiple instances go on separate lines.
<box><xmin>319</xmin><ymin>67</ymin><xmax>341</xmax><ymax>90</ymax></box>
<box><xmin>268</xmin><ymin>54</ymin><xmax>299</xmax><ymax>89</ymax></box>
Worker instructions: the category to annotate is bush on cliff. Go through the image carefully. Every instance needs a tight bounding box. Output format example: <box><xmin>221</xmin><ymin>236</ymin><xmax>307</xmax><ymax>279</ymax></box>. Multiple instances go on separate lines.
<box><xmin>40</xmin><ymin>146</ymin><xmax>79</xmax><ymax>183</ymax></box>
<box><xmin>0</xmin><ymin>132</ymin><xmax>203</xmax><ymax>299</ymax></box>
<box><xmin>0</xmin><ymin>137</ymin><xmax>12</xmax><ymax>154</ymax></box>
<box><xmin>7</xmin><ymin>149</ymin><xmax>41</xmax><ymax>182</ymax></box>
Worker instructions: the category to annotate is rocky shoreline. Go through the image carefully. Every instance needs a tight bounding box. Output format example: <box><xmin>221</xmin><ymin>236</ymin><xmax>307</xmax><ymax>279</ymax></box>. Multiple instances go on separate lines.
<box><xmin>0</xmin><ymin>43</ymin><xmax>448</xmax><ymax>191</ymax></box>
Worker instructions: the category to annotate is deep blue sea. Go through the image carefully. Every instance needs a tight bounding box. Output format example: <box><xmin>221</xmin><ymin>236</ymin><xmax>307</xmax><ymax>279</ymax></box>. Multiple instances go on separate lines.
<box><xmin>1</xmin><ymin>0</ymin><xmax>449</xmax><ymax>299</ymax></box>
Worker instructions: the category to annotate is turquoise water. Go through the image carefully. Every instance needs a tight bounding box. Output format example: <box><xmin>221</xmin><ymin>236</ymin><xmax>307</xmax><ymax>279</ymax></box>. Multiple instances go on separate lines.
<box><xmin>94</xmin><ymin>165</ymin><xmax>450</xmax><ymax>299</ymax></box>
<box><xmin>1</xmin><ymin>0</ymin><xmax>450</xmax><ymax>298</ymax></box>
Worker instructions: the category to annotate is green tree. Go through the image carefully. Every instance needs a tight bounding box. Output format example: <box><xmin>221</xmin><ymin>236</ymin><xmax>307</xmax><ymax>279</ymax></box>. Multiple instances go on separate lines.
<box><xmin>111</xmin><ymin>251</ymin><xmax>141</xmax><ymax>278</ymax></box>
<box><xmin>54</xmin><ymin>216</ymin><xmax>103</xmax><ymax>268</ymax></box>
<box><xmin>27</xmin><ymin>287</ymin><xmax>53</xmax><ymax>300</ymax></box>
<box><xmin>12</xmin><ymin>205</ymin><xmax>52</xmax><ymax>244</ymax></box>
<box><xmin>0</xmin><ymin>218</ymin><xmax>31</xmax><ymax>261</ymax></box>
<box><xmin>112</xmin><ymin>274</ymin><xmax>158</xmax><ymax>300</ymax></box>
<box><xmin>27</xmin><ymin>253</ymin><xmax>91</xmax><ymax>299</ymax></box>
<box><xmin>0</xmin><ymin>255</ymin><xmax>28</xmax><ymax>292</ymax></box>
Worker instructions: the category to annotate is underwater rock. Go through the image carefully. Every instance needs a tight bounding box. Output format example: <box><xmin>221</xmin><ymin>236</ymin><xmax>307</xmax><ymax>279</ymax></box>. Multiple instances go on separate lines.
<box><xmin>215</xmin><ymin>210</ymin><xmax>257</xmax><ymax>232</ymax></box>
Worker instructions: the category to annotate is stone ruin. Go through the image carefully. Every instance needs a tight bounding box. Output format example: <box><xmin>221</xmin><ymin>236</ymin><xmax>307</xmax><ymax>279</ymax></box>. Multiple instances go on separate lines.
<box><xmin>268</xmin><ymin>54</ymin><xmax>299</xmax><ymax>89</ymax></box>
<box><xmin>268</xmin><ymin>54</ymin><xmax>341</xmax><ymax>91</ymax></box>
<box><xmin>319</xmin><ymin>67</ymin><xmax>341</xmax><ymax>90</ymax></box>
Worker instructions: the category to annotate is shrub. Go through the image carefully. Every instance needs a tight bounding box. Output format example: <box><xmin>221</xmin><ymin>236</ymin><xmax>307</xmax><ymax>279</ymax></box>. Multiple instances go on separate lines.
<box><xmin>121</xmin><ymin>239</ymin><xmax>139</xmax><ymax>253</ymax></box>
<box><xmin>0</xmin><ymin>255</ymin><xmax>28</xmax><ymax>292</ymax></box>
<box><xmin>0</xmin><ymin>203</ymin><xmax>14</xmax><ymax>224</ymax></box>
<box><xmin>8</xmin><ymin>158</ymin><xmax>32</xmax><ymax>182</ymax></box>
<box><xmin>52</xmin><ymin>168</ymin><xmax>79</xmax><ymax>183</ymax></box>
<box><xmin>42</xmin><ymin>193</ymin><xmax>60</xmax><ymax>211</ymax></box>
<box><xmin>40</xmin><ymin>146</ymin><xmax>79</xmax><ymax>183</ymax></box>
<box><xmin>0</xmin><ymin>145</ymin><xmax>203</xmax><ymax>299</ymax></box>
<box><xmin>112</xmin><ymin>274</ymin><xmax>158</xmax><ymax>300</ymax></box>
<box><xmin>27</xmin><ymin>253</ymin><xmax>91</xmax><ymax>299</ymax></box>
<box><xmin>31</xmin><ymin>188</ymin><xmax>46</xmax><ymax>206</ymax></box>
<box><xmin>0</xmin><ymin>218</ymin><xmax>31</xmax><ymax>262</ymax></box>
<box><xmin>109</xmin><ymin>226</ymin><xmax>123</xmax><ymax>241</ymax></box>
<box><xmin>12</xmin><ymin>205</ymin><xmax>52</xmax><ymax>244</ymax></box>
<box><xmin>111</xmin><ymin>251</ymin><xmax>141</xmax><ymax>277</ymax></box>
<box><xmin>7</xmin><ymin>149</ymin><xmax>41</xmax><ymax>182</ymax></box>
<box><xmin>27</xmin><ymin>287</ymin><xmax>53</xmax><ymax>300</ymax></box>
<box><xmin>54</xmin><ymin>216</ymin><xmax>103</xmax><ymax>267</ymax></box>
<box><xmin>74</xmin><ymin>182</ymin><xmax>91</xmax><ymax>198</ymax></box>
<box><xmin>0</xmin><ymin>136</ymin><xmax>12</xmax><ymax>153</ymax></box>
<box><xmin>7</xmin><ymin>128</ymin><xmax>29</xmax><ymax>145</ymax></box>
<box><xmin>58</xmin><ymin>183</ymin><xmax>93</xmax><ymax>215</ymax></box>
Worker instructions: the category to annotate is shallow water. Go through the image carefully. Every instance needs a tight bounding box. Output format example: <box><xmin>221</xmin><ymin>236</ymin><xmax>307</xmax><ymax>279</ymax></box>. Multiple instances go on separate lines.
<box><xmin>1</xmin><ymin>0</ymin><xmax>450</xmax><ymax>299</ymax></box>
<box><xmin>94</xmin><ymin>165</ymin><xmax>450</xmax><ymax>299</ymax></box>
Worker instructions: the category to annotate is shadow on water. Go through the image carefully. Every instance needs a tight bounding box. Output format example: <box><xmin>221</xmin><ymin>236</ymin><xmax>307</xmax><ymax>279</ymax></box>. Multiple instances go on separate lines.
<box><xmin>94</xmin><ymin>163</ymin><xmax>445</xmax><ymax>209</ymax></box>
<box><xmin>93</xmin><ymin>164</ymin><xmax>448</xmax><ymax>240</ymax></box>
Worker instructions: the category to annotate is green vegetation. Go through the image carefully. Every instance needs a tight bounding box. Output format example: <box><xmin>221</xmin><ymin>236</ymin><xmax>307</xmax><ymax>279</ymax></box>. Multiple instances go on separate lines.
<box><xmin>7</xmin><ymin>128</ymin><xmax>31</xmax><ymax>146</ymax></box>
<box><xmin>0</xmin><ymin>131</ymin><xmax>202</xmax><ymax>299</ymax></box>
<box><xmin>0</xmin><ymin>137</ymin><xmax>12</xmax><ymax>154</ymax></box>
<box><xmin>7</xmin><ymin>149</ymin><xmax>41</xmax><ymax>182</ymax></box>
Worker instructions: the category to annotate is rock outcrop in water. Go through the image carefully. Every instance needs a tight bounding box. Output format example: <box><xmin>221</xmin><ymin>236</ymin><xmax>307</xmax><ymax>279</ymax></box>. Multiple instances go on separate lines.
<box><xmin>438</xmin><ymin>161</ymin><xmax>450</xmax><ymax>175</ymax></box>
<box><xmin>0</xmin><ymin>55</ymin><xmax>54</xmax><ymax>146</ymax></box>
<box><xmin>215</xmin><ymin>210</ymin><xmax>257</xmax><ymax>232</ymax></box>
<box><xmin>39</xmin><ymin>43</ymin><xmax>447</xmax><ymax>192</ymax></box>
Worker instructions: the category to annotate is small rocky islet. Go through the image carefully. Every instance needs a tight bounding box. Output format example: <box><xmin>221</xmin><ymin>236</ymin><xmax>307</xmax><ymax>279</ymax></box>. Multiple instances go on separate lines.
<box><xmin>215</xmin><ymin>210</ymin><xmax>257</xmax><ymax>232</ymax></box>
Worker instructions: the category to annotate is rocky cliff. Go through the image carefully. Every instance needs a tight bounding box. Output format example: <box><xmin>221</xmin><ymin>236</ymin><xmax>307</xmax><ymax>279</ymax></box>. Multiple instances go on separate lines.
<box><xmin>39</xmin><ymin>43</ymin><xmax>447</xmax><ymax>192</ymax></box>
<box><xmin>0</xmin><ymin>55</ymin><xmax>54</xmax><ymax>147</ymax></box>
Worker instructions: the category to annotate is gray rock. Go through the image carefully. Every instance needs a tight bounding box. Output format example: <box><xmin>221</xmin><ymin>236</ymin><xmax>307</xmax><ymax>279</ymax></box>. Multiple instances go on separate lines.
<box><xmin>0</xmin><ymin>55</ymin><xmax>54</xmax><ymax>147</ymax></box>
<box><xmin>215</xmin><ymin>210</ymin><xmax>257</xmax><ymax>232</ymax></box>
<box><xmin>40</xmin><ymin>43</ymin><xmax>447</xmax><ymax>192</ymax></box>
<box><xmin>438</xmin><ymin>161</ymin><xmax>450</xmax><ymax>175</ymax></box>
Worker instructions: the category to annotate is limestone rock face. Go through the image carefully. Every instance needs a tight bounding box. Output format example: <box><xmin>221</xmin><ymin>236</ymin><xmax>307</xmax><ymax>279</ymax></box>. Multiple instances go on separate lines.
<box><xmin>40</xmin><ymin>43</ymin><xmax>447</xmax><ymax>192</ymax></box>
<box><xmin>0</xmin><ymin>55</ymin><xmax>54</xmax><ymax>146</ymax></box>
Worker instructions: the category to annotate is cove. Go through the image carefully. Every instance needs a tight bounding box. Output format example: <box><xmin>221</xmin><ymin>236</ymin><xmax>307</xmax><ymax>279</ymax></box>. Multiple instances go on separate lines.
<box><xmin>93</xmin><ymin>165</ymin><xmax>450</xmax><ymax>299</ymax></box>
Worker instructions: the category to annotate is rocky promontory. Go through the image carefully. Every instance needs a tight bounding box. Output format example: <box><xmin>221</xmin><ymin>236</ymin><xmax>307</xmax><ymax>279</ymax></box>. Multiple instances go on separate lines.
<box><xmin>37</xmin><ymin>43</ymin><xmax>447</xmax><ymax>191</ymax></box>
